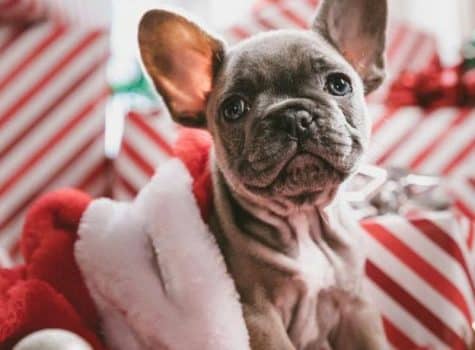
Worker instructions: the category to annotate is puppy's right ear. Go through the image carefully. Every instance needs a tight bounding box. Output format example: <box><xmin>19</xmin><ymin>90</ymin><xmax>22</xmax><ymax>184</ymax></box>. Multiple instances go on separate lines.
<box><xmin>138</xmin><ymin>10</ymin><xmax>225</xmax><ymax>128</ymax></box>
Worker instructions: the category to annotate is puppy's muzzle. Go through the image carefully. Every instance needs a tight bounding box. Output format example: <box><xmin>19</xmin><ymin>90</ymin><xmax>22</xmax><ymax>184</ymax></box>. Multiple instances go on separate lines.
<box><xmin>264</xmin><ymin>99</ymin><xmax>319</xmax><ymax>141</ymax></box>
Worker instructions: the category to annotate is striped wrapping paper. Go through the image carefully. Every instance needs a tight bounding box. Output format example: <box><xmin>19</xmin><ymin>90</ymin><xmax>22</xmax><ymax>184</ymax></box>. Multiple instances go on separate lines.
<box><xmin>0</xmin><ymin>23</ymin><xmax>111</xmax><ymax>266</ymax></box>
<box><xmin>113</xmin><ymin>110</ymin><xmax>475</xmax><ymax>349</ymax></box>
<box><xmin>367</xmin><ymin>105</ymin><xmax>475</xmax><ymax>178</ymax></box>
<box><xmin>223</xmin><ymin>0</ymin><xmax>439</xmax><ymax>103</ymax></box>
<box><xmin>361</xmin><ymin>212</ymin><xmax>475</xmax><ymax>350</ymax></box>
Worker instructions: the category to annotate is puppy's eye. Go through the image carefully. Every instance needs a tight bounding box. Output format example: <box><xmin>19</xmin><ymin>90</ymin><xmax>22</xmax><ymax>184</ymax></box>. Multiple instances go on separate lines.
<box><xmin>222</xmin><ymin>97</ymin><xmax>249</xmax><ymax>121</ymax></box>
<box><xmin>325</xmin><ymin>73</ymin><xmax>352</xmax><ymax>96</ymax></box>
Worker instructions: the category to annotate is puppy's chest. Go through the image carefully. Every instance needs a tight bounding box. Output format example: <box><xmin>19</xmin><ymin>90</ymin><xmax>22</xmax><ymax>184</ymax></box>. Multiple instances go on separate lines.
<box><xmin>288</xmin><ymin>212</ymin><xmax>336</xmax><ymax>294</ymax></box>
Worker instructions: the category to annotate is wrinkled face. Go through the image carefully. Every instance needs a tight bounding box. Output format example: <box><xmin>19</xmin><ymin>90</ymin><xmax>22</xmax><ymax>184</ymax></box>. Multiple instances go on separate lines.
<box><xmin>138</xmin><ymin>0</ymin><xmax>387</xmax><ymax>210</ymax></box>
<box><xmin>207</xmin><ymin>31</ymin><xmax>370</xmax><ymax>207</ymax></box>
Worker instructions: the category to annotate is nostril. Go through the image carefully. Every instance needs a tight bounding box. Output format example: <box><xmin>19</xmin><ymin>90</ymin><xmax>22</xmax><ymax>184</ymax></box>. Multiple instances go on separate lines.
<box><xmin>296</xmin><ymin>110</ymin><xmax>313</xmax><ymax>130</ymax></box>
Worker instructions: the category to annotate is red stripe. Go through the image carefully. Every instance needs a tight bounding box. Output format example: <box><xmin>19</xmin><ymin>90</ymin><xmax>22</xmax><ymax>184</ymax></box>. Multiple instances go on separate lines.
<box><xmin>121</xmin><ymin>140</ymin><xmax>155</xmax><ymax>177</ymax></box>
<box><xmin>442</xmin><ymin>139</ymin><xmax>475</xmax><ymax>176</ymax></box>
<box><xmin>366</xmin><ymin>261</ymin><xmax>467</xmax><ymax>350</ymax></box>
<box><xmin>363</xmin><ymin>221</ymin><xmax>472</xmax><ymax>324</ymax></box>
<box><xmin>78</xmin><ymin>159</ymin><xmax>109</xmax><ymax>191</ymax></box>
<box><xmin>0</xmin><ymin>30</ymin><xmax>103</xmax><ymax>128</ymax></box>
<box><xmin>116</xmin><ymin>174</ymin><xmax>138</xmax><ymax>197</ymax></box>
<box><xmin>264</xmin><ymin>0</ymin><xmax>308</xmax><ymax>28</ymax></box>
<box><xmin>410</xmin><ymin>218</ymin><xmax>475</xmax><ymax>297</ymax></box>
<box><xmin>0</xmin><ymin>25</ymin><xmax>27</xmax><ymax>54</ymax></box>
<box><xmin>128</xmin><ymin>112</ymin><xmax>174</xmax><ymax>156</ymax></box>
<box><xmin>0</xmin><ymin>87</ymin><xmax>109</xmax><ymax>199</ymax></box>
<box><xmin>0</xmin><ymin>132</ymin><xmax>103</xmax><ymax>231</ymax></box>
<box><xmin>0</xmin><ymin>25</ymin><xmax>66</xmax><ymax>94</ymax></box>
<box><xmin>375</xmin><ymin>112</ymin><xmax>426</xmax><ymax>165</ymax></box>
<box><xmin>409</xmin><ymin>109</ymin><xmax>472</xmax><ymax>170</ymax></box>
<box><xmin>386</xmin><ymin>25</ymin><xmax>408</xmax><ymax>62</ymax></box>
<box><xmin>467</xmin><ymin>221</ymin><xmax>475</xmax><ymax>250</ymax></box>
<box><xmin>382</xmin><ymin>317</ymin><xmax>420</xmax><ymax>349</ymax></box>
<box><xmin>371</xmin><ymin>107</ymin><xmax>398</xmax><ymax>134</ymax></box>
<box><xmin>454</xmin><ymin>199</ymin><xmax>475</xmax><ymax>222</ymax></box>
<box><xmin>0</xmin><ymin>57</ymin><xmax>108</xmax><ymax>159</ymax></box>
<box><xmin>229</xmin><ymin>26</ymin><xmax>251</xmax><ymax>40</ymax></box>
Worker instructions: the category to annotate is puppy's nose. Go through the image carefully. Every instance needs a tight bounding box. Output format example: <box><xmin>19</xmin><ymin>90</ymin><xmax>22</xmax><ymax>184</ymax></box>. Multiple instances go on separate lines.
<box><xmin>281</xmin><ymin>110</ymin><xmax>314</xmax><ymax>139</ymax></box>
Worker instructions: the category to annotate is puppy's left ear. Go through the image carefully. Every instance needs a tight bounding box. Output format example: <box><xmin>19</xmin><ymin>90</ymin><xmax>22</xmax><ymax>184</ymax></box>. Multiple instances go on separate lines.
<box><xmin>313</xmin><ymin>0</ymin><xmax>388</xmax><ymax>94</ymax></box>
<box><xmin>139</xmin><ymin>10</ymin><xmax>225</xmax><ymax>127</ymax></box>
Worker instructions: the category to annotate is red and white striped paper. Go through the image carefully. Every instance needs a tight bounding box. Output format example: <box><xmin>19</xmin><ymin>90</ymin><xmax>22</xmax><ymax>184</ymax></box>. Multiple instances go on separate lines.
<box><xmin>0</xmin><ymin>23</ymin><xmax>111</xmax><ymax>265</ymax></box>
<box><xmin>223</xmin><ymin>0</ymin><xmax>439</xmax><ymax>103</ymax></box>
<box><xmin>361</xmin><ymin>212</ymin><xmax>475</xmax><ymax>350</ymax></box>
<box><xmin>112</xmin><ymin>110</ymin><xmax>177</xmax><ymax>201</ymax></box>
<box><xmin>367</xmin><ymin>106</ymin><xmax>475</xmax><ymax>179</ymax></box>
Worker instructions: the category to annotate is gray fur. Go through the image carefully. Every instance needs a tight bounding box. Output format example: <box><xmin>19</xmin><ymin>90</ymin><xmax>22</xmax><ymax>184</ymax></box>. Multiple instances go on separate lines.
<box><xmin>138</xmin><ymin>0</ymin><xmax>389</xmax><ymax>348</ymax></box>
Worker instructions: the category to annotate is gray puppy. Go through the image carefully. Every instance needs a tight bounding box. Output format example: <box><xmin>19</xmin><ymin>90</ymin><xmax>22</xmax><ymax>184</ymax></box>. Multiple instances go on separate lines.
<box><xmin>138</xmin><ymin>0</ymin><xmax>389</xmax><ymax>349</ymax></box>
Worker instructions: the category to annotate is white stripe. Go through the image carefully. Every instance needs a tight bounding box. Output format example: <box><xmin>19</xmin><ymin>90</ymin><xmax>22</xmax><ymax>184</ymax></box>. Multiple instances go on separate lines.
<box><xmin>408</xmin><ymin>37</ymin><xmax>437</xmax><ymax>72</ymax></box>
<box><xmin>418</xmin><ymin>111</ymin><xmax>475</xmax><ymax>174</ymax></box>
<box><xmin>364</xmin><ymin>231</ymin><xmax>471</xmax><ymax>341</ymax></box>
<box><xmin>0</xmin><ymin>34</ymin><xmax>107</xmax><ymax>151</ymax></box>
<box><xmin>387</xmin><ymin>108</ymin><xmax>458</xmax><ymax>167</ymax></box>
<box><xmin>0</xmin><ymin>68</ymin><xmax>106</xmax><ymax>184</ymax></box>
<box><xmin>368</xmin><ymin>104</ymin><xmax>387</xmax><ymax>126</ymax></box>
<box><xmin>0</xmin><ymin>27</ymin><xmax>88</xmax><ymax>114</ymax></box>
<box><xmin>0</xmin><ymin>24</ymin><xmax>53</xmax><ymax>82</ymax></box>
<box><xmin>52</xmin><ymin>137</ymin><xmax>105</xmax><ymax>188</ymax></box>
<box><xmin>0</xmin><ymin>96</ymin><xmax>106</xmax><ymax>222</ymax></box>
<box><xmin>125</xmin><ymin>122</ymin><xmax>174</xmax><ymax>167</ymax></box>
<box><xmin>366</xmin><ymin>108</ymin><xmax>421</xmax><ymax>163</ymax></box>
<box><xmin>379</xmin><ymin>217</ymin><xmax>475</xmax><ymax>317</ymax></box>
<box><xmin>282</xmin><ymin>0</ymin><xmax>315</xmax><ymax>27</ymax></box>
<box><xmin>258</xmin><ymin>5</ymin><xmax>297</xmax><ymax>30</ymax></box>
<box><xmin>115</xmin><ymin>155</ymin><xmax>151</xmax><ymax>193</ymax></box>
<box><xmin>452</xmin><ymin>179</ymin><xmax>475</xmax><ymax>216</ymax></box>
<box><xmin>0</xmin><ymin>26</ymin><xmax>16</xmax><ymax>47</ymax></box>
<box><xmin>365</xmin><ymin>279</ymin><xmax>449</xmax><ymax>350</ymax></box>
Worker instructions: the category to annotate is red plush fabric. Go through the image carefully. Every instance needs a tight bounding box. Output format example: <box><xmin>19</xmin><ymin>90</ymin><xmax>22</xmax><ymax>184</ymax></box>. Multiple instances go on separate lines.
<box><xmin>0</xmin><ymin>129</ymin><xmax>213</xmax><ymax>349</ymax></box>
<box><xmin>175</xmin><ymin>128</ymin><xmax>213</xmax><ymax>221</ymax></box>
<box><xmin>0</xmin><ymin>189</ymin><xmax>106</xmax><ymax>350</ymax></box>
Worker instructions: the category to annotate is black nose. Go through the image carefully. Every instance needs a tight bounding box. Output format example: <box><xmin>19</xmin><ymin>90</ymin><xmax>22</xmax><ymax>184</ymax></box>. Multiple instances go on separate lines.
<box><xmin>281</xmin><ymin>110</ymin><xmax>314</xmax><ymax>139</ymax></box>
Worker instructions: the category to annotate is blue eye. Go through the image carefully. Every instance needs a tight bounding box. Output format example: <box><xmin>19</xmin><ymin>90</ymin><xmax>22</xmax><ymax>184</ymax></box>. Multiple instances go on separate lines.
<box><xmin>222</xmin><ymin>97</ymin><xmax>249</xmax><ymax>121</ymax></box>
<box><xmin>326</xmin><ymin>73</ymin><xmax>353</xmax><ymax>96</ymax></box>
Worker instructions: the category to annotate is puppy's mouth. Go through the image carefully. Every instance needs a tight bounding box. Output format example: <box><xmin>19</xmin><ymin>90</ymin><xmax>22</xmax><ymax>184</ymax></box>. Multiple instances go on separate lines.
<box><xmin>247</xmin><ymin>151</ymin><xmax>343</xmax><ymax>201</ymax></box>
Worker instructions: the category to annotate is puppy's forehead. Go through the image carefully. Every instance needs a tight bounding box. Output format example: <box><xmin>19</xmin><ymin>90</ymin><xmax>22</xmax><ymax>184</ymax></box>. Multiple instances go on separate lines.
<box><xmin>219</xmin><ymin>30</ymin><xmax>354</xmax><ymax>95</ymax></box>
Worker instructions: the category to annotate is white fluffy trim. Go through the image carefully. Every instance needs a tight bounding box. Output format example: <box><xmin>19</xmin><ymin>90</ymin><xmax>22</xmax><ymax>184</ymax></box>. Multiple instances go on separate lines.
<box><xmin>76</xmin><ymin>159</ymin><xmax>250</xmax><ymax>350</ymax></box>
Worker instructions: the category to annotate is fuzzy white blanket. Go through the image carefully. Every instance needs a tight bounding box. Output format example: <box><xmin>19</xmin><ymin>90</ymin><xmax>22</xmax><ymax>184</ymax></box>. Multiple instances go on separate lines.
<box><xmin>75</xmin><ymin>159</ymin><xmax>250</xmax><ymax>350</ymax></box>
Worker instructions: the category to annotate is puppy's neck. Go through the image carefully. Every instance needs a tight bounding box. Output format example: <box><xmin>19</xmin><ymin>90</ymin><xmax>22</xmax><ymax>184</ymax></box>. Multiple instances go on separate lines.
<box><xmin>211</xmin><ymin>163</ymin><xmax>327</xmax><ymax>258</ymax></box>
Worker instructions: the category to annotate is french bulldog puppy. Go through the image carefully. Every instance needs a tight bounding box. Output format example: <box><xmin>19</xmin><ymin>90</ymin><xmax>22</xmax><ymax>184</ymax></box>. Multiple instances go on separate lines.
<box><xmin>138</xmin><ymin>0</ymin><xmax>389</xmax><ymax>349</ymax></box>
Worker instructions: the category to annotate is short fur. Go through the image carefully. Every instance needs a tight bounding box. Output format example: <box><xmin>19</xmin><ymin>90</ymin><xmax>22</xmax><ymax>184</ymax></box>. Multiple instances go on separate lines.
<box><xmin>139</xmin><ymin>0</ymin><xmax>389</xmax><ymax>348</ymax></box>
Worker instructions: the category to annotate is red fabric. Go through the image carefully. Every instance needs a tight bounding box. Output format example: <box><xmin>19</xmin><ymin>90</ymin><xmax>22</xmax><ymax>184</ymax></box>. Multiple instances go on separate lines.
<box><xmin>0</xmin><ymin>129</ymin><xmax>213</xmax><ymax>349</ymax></box>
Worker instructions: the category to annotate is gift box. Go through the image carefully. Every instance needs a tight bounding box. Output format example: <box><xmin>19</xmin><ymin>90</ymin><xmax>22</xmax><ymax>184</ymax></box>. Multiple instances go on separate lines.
<box><xmin>367</xmin><ymin>105</ymin><xmax>475</xmax><ymax>179</ymax></box>
<box><xmin>0</xmin><ymin>9</ymin><xmax>111</xmax><ymax>266</ymax></box>
<box><xmin>361</xmin><ymin>211</ymin><xmax>475</xmax><ymax>350</ymax></box>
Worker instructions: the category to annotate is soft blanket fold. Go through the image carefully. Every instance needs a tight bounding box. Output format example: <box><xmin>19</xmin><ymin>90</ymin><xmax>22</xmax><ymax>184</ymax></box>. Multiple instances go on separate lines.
<box><xmin>76</xmin><ymin>159</ymin><xmax>250</xmax><ymax>350</ymax></box>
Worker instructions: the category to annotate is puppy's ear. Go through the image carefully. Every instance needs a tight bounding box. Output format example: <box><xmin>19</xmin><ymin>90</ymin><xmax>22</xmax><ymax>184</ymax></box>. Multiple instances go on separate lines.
<box><xmin>139</xmin><ymin>10</ymin><xmax>225</xmax><ymax>127</ymax></box>
<box><xmin>313</xmin><ymin>0</ymin><xmax>388</xmax><ymax>94</ymax></box>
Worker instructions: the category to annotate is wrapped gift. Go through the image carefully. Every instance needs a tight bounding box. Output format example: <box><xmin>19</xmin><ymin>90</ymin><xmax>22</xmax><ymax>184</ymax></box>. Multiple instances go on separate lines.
<box><xmin>367</xmin><ymin>105</ymin><xmax>475</xmax><ymax>180</ymax></box>
<box><xmin>0</xmin><ymin>11</ymin><xmax>111</xmax><ymax>265</ymax></box>
<box><xmin>361</xmin><ymin>211</ymin><xmax>475</xmax><ymax>350</ymax></box>
<box><xmin>223</xmin><ymin>0</ymin><xmax>439</xmax><ymax>103</ymax></box>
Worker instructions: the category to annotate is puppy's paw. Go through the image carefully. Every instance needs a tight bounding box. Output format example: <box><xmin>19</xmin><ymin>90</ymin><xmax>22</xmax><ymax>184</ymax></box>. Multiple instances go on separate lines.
<box><xmin>14</xmin><ymin>329</ymin><xmax>92</xmax><ymax>350</ymax></box>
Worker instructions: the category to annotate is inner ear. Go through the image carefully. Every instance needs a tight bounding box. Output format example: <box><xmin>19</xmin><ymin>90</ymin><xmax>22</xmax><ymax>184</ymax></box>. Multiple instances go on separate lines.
<box><xmin>139</xmin><ymin>10</ymin><xmax>225</xmax><ymax>127</ymax></box>
<box><xmin>313</xmin><ymin>0</ymin><xmax>388</xmax><ymax>94</ymax></box>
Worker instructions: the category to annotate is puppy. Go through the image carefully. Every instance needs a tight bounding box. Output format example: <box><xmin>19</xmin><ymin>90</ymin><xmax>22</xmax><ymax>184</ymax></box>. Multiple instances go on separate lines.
<box><xmin>138</xmin><ymin>0</ymin><xmax>389</xmax><ymax>349</ymax></box>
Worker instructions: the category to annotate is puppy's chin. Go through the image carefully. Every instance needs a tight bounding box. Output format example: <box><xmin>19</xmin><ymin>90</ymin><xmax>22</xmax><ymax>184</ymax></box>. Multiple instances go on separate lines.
<box><xmin>245</xmin><ymin>153</ymin><xmax>345</xmax><ymax>208</ymax></box>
